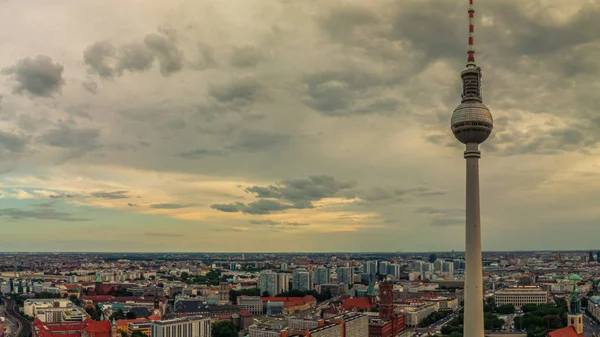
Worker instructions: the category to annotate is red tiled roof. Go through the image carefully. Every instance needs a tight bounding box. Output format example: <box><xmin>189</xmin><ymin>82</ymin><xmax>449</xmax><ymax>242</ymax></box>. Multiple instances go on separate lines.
<box><xmin>547</xmin><ymin>326</ymin><xmax>584</xmax><ymax>337</ymax></box>
<box><xmin>147</xmin><ymin>314</ymin><xmax>161</xmax><ymax>321</ymax></box>
<box><xmin>115</xmin><ymin>319</ymin><xmax>146</xmax><ymax>327</ymax></box>
<box><xmin>33</xmin><ymin>318</ymin><xmax>111</xmax><ymax>337</ymax></box>
<box><xmin>340</xmin><ymin>297</ymin><xmax>375</xmax><ymax>311</ymax></box>
<box><xmin>259</xmin><ymin>295</ymin><xmax>317</xmax><ymax>307</ymax></box>
<box><xmin>239</xmin><ymin>310</ymin><xmax>252</xmax><ymax>317</ymax></box>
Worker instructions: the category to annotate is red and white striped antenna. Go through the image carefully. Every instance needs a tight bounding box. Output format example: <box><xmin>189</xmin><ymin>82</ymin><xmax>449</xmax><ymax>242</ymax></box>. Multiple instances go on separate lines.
<box><xmin>467</xmin><ymin>0</ymin><xmax>476</xmax><ymax>67</ymax></box>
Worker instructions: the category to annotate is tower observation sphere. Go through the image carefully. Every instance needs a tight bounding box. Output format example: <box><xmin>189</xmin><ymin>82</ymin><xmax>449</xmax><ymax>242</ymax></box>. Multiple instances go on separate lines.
<box><xmin>451</xmin><ymin>67</ymin><xmax>493</xmax><ymax>144</ymax></box>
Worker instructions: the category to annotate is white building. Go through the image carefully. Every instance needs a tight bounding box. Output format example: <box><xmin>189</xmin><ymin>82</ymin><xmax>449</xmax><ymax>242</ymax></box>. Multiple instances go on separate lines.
<box><xmin>151</xmin><ymin>316</ymin><xmax>211</xmax><ymax>337</ymax></box>
<box><xmin>24</xmin><ymin>299</ymin><xmax>71</xmax><ymax>317</ymax></box>
<box><xmin>494</xmin><ymin>286</ymin><xmax>549</xmax><ymax>307</ymax></box>
<box><xmin>588</xmin><ymin>296</ymin><xmax>600</xmax><ymax>322</ymax></box>
<box><xmin>249</xmin><ymin>325</ymin><xmax>287</xmax><ymax>337</ymax></box>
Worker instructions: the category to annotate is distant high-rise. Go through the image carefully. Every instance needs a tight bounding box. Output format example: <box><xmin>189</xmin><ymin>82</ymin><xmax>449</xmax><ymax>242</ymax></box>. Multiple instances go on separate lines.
<box><xmin>312</xmin><ymin>266</ymin><xmax>330</xmax><ymax>286</ymax></box>
<box><xmin>378</xmin><ymin>262</ymin><xmax>390</xmax><ymax>276</ymax></box>
<box><xmin>388</xmin><ymin>264</ymin><xmax>401</xmax><ymax>279</ymax></box>
<box><xmin>259</xmin><ymin>271</ymin><xmax>278</xmax><ymax>297</ymax></box>
<box><xmin>277</xmin><ymin>273</ymin><xmax>290</xmax><ymax>294</ymax></box>
<box><xmin>589</xmin><ymin>251</ymin><xmax>594</xmax><ymax>263</ymax></box>
<box><xmin>450</xmin><ymin>1</ymin><xmax>494</xmax><ymax>337</ymax></box>
<box><xmin>337</xmin><ymin>267</ymin><xmax>352</xmax><ymax>285</ymax></box>
<box><xmin>292</xmin><ymin>268</ymin><xmax>310</xmax><ymax>291</ymax></box>
<box><xmin>362</xmin><ymin>261</ymin><xmax>378</xmax><ymax>275</ymax></box>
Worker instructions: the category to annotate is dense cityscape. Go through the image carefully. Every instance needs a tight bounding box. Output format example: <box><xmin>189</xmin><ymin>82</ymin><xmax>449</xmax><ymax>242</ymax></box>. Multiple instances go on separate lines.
<box><xmin>0</xmin><ymin>252</ymin><xmax>600</xmax><ymax>337</ymax></box>
<box><xmin>1</xmin><ymin>0</ymin><xmax>598</xmax><ymax>336</ymax></box>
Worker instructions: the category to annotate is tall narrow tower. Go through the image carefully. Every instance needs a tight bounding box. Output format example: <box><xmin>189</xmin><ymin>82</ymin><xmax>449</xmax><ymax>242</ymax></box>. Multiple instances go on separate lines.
<box><xmin>450</xmin><ymin>1</ymin><xmax>493</xmax><ymax>337</ymax></box>
<box><xmin>568</xmin><ymin>283</ymin><xmax>584</xmax><ymax>335</ymax></box>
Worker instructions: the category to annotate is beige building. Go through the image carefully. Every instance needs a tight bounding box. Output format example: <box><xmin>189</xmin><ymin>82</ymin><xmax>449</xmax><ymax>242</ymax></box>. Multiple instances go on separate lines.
<box><xmin>398</xmin><ymin>302</ymin><xmax>439</xmax><ymax>327</ymax></box>
<box><xmin>494</xmin><ymin>286</ymin><xmax>549</xmax><ymax>307</ymax></box>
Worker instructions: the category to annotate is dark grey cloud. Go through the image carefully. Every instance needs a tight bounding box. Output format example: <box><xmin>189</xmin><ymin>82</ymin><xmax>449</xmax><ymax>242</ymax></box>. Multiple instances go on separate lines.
<box><xmin>210</xmin><ymin>203</ymin><xmax>242</xmax><ymax>213</ymax></box>
<box><xmin>90</xmin><ymin>190</ymin><xmax>129</xmax><ymax>199</ymax></box>
<box><xmin>83</xmin><ymin>41</ymin><xmax>117</xmax><ymax>77</ymax></box>
<box><xmin>1</xmin><ymin>55</ymin><xmax>65</xmax><ymax>97</ymax></box>
<box><xmin>82</xmin><ymin>80</ymin><xmax>98</xmax><ymax>94</ymax></box>
<box><xmin>38</xmin><ymin>124</ymin><xmax>100</xmax><ymax>150</ymax></box>
<box><xmin>49</xmin><ymin>193</ymin><xmax>79</xmax><ymax>199</ymax></box>
<box><xmin>0</xmin><ymin>207</ymin><xmax>90</xmax><ymax>222</ymax></box>
<box><xmin>127</xmin><ymin>203</ymin><xmax>138</xmax><ymax>207</ymax></box>
<box><xmin>230</xmin><ymin>45</ymin><xmax>266</xmax><ymax>68</ymax></box>
<box><xmin>84</xmin><ymin>33</ymin><xmax>182</xmax><ymax>78</ymax></box>
<box><xmin>192</xmin><ymin>43</ymin><xmax>217</xmax><ymax>70</ymax></box>
<box><xmin>249</xmin><ymin>219</ymin><xmax>309</xmax><ymax>228</ymax></box>
<box><xmin>429</xmin><ymin>218</ymin><xmax>463</xmax><ymax>227</ymax></box>
<box><xmin>209</xmin><ymin>78</ymin><xmax>263</xmax><ymax>105</ymax></box>
<box><xmin>301</xmin><ymin>69</ymin><xmax>399</xmax><ymax>116</ymax></box>
<box><xmin>178</xmin><ymin>130</ymin><xmax>289</xmax><ymax>160</ymax></box>
<box><xmin>0</xmin><ymin>130</ymin><xmax>28</xmax><ymax>153</ymax></box>
<box><xmin>212</xmin><ymin>175</ymin><xmax>356</xmax><ymax>215</ymax></box>
<box><xmin>358</xmin><ymin>186</ymin><xmax>445</xmax><ymax>203</ymax></box>
<box><xmin>225</xmin><ymin>130</ymin><xmax>290</xmax><ymax>153</ymax></box>
<box><xmin>143</xmin><ymin>33</ymin><xmax>184</xmax><ymax>75</ymax></box>
<box><xmin>149</xmin><ymin>203</ymin><xmax>193</xmax><ymax>209</ymax></box>
<box><xmin>116</xmin><ymin>42</ymin><xmax>155</xmax><ymax>74</ymax></box>
<box><xmin>178</xmin><ymin>148</ymin><xmax>226</xmax><ymax>159</ymax></box>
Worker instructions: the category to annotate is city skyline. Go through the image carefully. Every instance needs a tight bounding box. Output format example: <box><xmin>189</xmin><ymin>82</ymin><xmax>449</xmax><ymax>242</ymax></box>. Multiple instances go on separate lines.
<box><xmin>1</xmin><ymin>0</ymin><xmax>600</xmax><ymax>252</ymax></box>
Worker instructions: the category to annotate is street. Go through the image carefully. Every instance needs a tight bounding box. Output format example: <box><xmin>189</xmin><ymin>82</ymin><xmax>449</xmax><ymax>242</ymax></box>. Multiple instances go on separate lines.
<box><xmin>583</xmin><ymin>313</ymin><xmax>600</xmax><ymax>336</ymax></box>
<box><xmin>409</xmin><ymin>308</ymin><xmax>462</xmax><ymax>336</ymax></box>
<box><xmin>1</xmin><ymin>298</ymin><xmax>31</xmax><ymax>337</ymax></box>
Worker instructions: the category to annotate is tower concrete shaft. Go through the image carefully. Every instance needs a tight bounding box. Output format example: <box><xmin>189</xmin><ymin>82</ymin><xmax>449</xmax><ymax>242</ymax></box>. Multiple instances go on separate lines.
<box><xmin>464</xmin><ymin>142</ymin><xmax>484</xmax><ymax>337</ymax></box>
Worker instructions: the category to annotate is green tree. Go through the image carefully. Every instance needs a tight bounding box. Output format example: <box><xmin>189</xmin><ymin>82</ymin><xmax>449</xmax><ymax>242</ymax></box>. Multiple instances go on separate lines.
<box><xmin>428</xmin><ymin>254</ymin><xmax>437</xmax><ymax>263</ymax></box>
<box><xmin>582</xmin><ymin>297</ymin><xmax>589</xmax><ymax>309</ymax></box>
<box><xmin>120</xmin><ymin>332</ymin><xmax>128</xmax><ymax>337</ymax></box>
<box><xmin>180</xmin><ymin>272</ymin><xmax>189</xmax><ymax>281</ymax></box>
<box><xmin>496</xmin><ymin>304</ymin><xmax>516</xmax><ymax>314</ymax></box>
<box><xmin>69</xmin><ymin>295</ymin><xmax>81</xmax><ymax>306</ymax></box>
<box><xmin>211</xmin><ymin>321</ymin><xmax>237</xmax><ymax>337</ymax></box>
<box><xmin>131</xmin><ymin>331</ymin><xmax>147</xmax><ymax>337</ymax></box>
<box><xmin>110</xmin><ymin>309</ymin><xmax>126</xmax><ymax>321</ymax></box>
<box><xmin>126</xmin><ymin>311</ymin><xmax>137</xmax><ymax>319</ymax></box>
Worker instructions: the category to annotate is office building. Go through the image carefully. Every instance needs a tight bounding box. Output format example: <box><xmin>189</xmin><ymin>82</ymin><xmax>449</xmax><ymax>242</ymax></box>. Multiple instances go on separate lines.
<box><xmin>312</xmin><ymin>267</ymin><xmax>330</xmax><ymax>286</ymax></box>
<box><xmin>151</xmin><ymin>316</ymin><xmax>211</xmax><ymax>337</ymax></box>
<box><xmin>494</xmin><ymin>286</ymin><xmax>549</xmax><ymax>307</ymax></box>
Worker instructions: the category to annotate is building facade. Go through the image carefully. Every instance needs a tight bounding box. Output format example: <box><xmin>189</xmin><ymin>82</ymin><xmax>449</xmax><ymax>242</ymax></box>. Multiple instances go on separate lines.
<box><xmin>494</xmin><ymin>286</ymin><xmax>549</xmax><ymax>307</ymax></box>
<box><xmin>151</xmin><ymin>316</ymin><xmax>211</xmax><ymax>337</ymax></box>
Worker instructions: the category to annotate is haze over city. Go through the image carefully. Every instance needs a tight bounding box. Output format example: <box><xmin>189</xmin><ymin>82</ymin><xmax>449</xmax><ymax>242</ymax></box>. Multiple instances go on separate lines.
<box><xmin>1</xmin><ymin>0</ymin><xmax>600</xmax><ymax>252</ymax></box>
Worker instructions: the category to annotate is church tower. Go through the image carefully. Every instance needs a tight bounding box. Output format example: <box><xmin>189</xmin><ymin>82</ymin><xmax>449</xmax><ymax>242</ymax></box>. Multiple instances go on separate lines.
<box><xmin>568</xmin><ymin>283</ymin><xmax>584</xmax><ymax>335</ymax></box>
<box><xmin>111</xmin><ymin>318</ymin><xmax>118</xmax><ymax>337</ymax></box>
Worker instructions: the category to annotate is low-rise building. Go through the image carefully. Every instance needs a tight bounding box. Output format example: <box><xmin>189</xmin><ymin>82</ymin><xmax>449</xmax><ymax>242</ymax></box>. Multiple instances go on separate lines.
<box><xmin>494</xmin><ymin>286</ymin><xmax>549</xmax><ymax>307</ymax></box>
<box><xmin>151</xmin><ymin>316</ymin><xmax>211</xmax><ymax>337</ymax></box>
<box><xmin>237</xmin><ymin>296</ymin><xmax>264</xmax><ymax>316</ymax></box>
<box><xmin>397</xmin><ymin>302</ymin><xmax>439</xmax><ymax>327</ymax></box>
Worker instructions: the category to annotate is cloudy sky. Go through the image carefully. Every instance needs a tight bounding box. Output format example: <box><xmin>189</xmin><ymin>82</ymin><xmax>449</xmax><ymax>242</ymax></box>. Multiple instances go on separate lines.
<box><xmin>0</xmin><ymin>0</ymin><xmax>599</xmax><ymax>252</ymax></box>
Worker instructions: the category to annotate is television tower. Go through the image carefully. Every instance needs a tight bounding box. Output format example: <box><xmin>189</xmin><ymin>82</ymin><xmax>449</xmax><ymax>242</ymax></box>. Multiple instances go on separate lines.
<box><xmin>450</xmin><ymin>0</ymin><xmax>493</xmax><ymax>337</ymax></box>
